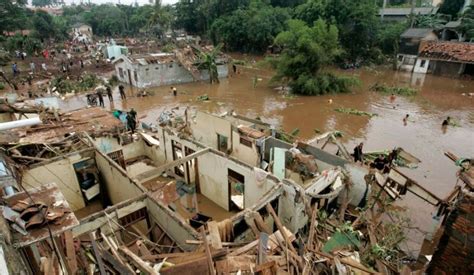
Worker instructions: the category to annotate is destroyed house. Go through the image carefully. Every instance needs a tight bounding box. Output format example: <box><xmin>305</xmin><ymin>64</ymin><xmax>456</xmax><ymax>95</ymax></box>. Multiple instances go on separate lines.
<box><xmin>415</xmin><ymin>40</ymin><xmax>474</xmax><ymax>76</ymax></box>
<box><xmin>114</xmin><ymin>51</ymin><xmax>228</xmax><ymax>88</ymax></box>
<box><xmin>397</xmin><ymin>28</ymin><xmax>438</xmax><ymax>72</ymax></box>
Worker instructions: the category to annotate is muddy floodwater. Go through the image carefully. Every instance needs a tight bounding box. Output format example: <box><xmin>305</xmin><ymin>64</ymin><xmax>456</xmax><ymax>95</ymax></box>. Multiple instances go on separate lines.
<box><xmin>64</xmin><ymin>65</ymin><xmax>473</xmax><ymax>250</ymax></box>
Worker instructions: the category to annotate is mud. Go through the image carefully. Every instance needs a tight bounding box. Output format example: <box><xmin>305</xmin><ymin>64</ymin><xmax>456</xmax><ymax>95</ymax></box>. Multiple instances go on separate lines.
<box><xmin>11</xmin><ymin>63</ymin><xmax>474</xmax><ymax>249</ymax></box>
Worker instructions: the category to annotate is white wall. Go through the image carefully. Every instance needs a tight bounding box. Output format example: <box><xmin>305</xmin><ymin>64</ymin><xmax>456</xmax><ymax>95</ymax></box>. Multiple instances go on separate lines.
<box><xmin>197</xmin><ymin>152</ymin><xmax>276</xmax><ymax>211</ymax></box>
<box><xmin>414</xmin><ymin>58</ymin><xmax>430</xmax><ymax>74</ymax></box>
<box><xmin>95</xmin><ymin>152</ymin><xmax>144</xmax><ymax>205</ymax></box>
<box><xmin>231</xmin><ymin>131</ymin><xmax>260</xmax><ymax>167</ymax></box>
<box><xmin>21</xmin><ymin>152</ymin><xmax>94</xmax><ymax>211</ymax></box>
<box><xmin>190</xmin><ymin>112</ymin><xmax>232</xmax><ymax>151</ymax></box>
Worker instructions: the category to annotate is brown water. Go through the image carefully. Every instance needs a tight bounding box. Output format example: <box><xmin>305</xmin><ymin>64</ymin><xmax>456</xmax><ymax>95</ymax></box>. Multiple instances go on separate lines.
<box><xmin>62</xmin><ymin>65</ymin><xmax>473</xmax><ymax>250</ymax></box>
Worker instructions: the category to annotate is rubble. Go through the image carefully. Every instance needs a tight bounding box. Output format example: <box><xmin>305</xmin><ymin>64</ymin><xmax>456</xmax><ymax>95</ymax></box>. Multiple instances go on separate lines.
<box><xmin>0</xmin><ymin>109</ymin><xmax>470</xmax><ymax>274</ymax></box>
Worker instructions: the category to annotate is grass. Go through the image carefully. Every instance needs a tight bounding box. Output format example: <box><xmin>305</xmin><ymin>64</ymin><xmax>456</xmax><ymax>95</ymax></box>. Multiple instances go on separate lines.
<box><xmin>370</xmin><ymin>83</ymin><xmax>417</xmax><ymax>96</ymax></box>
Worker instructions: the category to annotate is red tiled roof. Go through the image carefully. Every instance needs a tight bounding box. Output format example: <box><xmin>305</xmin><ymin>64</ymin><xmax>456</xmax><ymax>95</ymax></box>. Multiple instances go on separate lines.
<box><xmin>419</xmin><ymin>41</ymin><xmax>474</xmax><ymax>63</ymax></box>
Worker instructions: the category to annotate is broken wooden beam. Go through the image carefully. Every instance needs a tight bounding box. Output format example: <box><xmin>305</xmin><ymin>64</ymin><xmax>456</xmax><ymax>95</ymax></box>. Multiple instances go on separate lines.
<box><xmin>119</xmin><ymin>246</ymin><xmax>158</xmax><ymax>275</ymax></box>
<box><xmin>201</xmin><ymin>227</ymin><xmax>216</xmax><ymax>275</ymax></box>
<box><xmin>208</xmin><ymin>221</ymin><xmax>223</xmax><ymax>250</ymax></box>
<box><xmin>89</xmin><ymin>232</ymin><xmax>107</xmax><ymax>275</ymax></box>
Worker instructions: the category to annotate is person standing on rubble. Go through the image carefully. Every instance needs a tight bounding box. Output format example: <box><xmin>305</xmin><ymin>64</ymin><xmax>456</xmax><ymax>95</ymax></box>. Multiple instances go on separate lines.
<box><xmin>106</xmin><ymin>86</ymin><xmax>113</xmax><ymax>102</ymax></box>
<box><xmin>119</xmin><ymin>84</ymin><xmax>126</xmax><ymax>100</ymax></box>
<box><xmin>127</xmin><ymin>108</ymin><xmax>137</xmax><ymax>133</ymax></box>
<box><xmin>97</xmin><ymin>90</ymin><xmax>104</xmax><ymax>107</ymax></box>
<box><xmin>353</xmin><ymin>142</ymin><xmax>364</xmax><ymax>163</ymax></box>
<box><xmin>12</xmin><ymin>63</ymin><xmax>19</xmax><ymax>77</ymax></box>
<box><xmin>30</xmin><ymin>61</ymin><xmax>36</xmax><ymax>74</ymax></box>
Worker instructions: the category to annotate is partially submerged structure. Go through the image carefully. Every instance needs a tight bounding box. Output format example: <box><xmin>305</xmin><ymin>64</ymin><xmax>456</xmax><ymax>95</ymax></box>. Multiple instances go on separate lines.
<box><xmin>397</xmin><ymin>28</ymin><xmax>438</xmax><ymax>72</ymax></box>
<box><xmin>0</xmin><ymin>106</ymin><xmax>472</xmax><ymax>274</ymax></box>
<box><xmin>113</xmin><ymin>46</ymin><xmax>228</xmax><ymax>88</ymax></box>
<box><xmin>415</xmin><ymin>41</ymin><xmax>474</xmax><ymax>76</ymax></box>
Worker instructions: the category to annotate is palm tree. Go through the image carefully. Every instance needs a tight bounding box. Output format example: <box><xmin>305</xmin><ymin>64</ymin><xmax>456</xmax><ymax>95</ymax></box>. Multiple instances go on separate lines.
<box><xmin>459</xmin><ymin>5</ymin><xmax>474</xmax><ymax>41</ymax></box>
<box><xmin>196</xmin><ymin>44</ymin><xmax>223</xmax><ymax>84</ymax></box>
<box><xmin>147</xmin><ymin>1</ymin><xmax>172</xmax><ymax>37</ymax></box>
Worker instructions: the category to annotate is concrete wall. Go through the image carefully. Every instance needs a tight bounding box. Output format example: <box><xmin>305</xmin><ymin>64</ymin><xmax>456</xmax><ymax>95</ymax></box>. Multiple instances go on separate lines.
<box><xmin>231</xmin><ymin>130</ymin><xmax>260</xmax><ymax>167</ymax></box>
<box><xmin>432</xmin><ymin>61</ymin><xmax>464</xmax><ymax>76</ymax></box>
<box><xmin>413</xmin><ymin>58</ymin><xmax>430</xmax><ymax>74</ymax></box>
<box><xmin>278</xmin><ymin>182</ymin><xmax>308</xmax><ymax>232</ymax></box>
<box><xmin>115</xmin><ymin>59</ymin><xmax>228</xmax><ymax>88</ymax></box>
<box><xmin>190</xmin><ymin>112</ymin><xmax>232</xmax><ymax>152</ymax></box>
<box><xmin>94</xmin><ymin>151</ymin><xmax>144</xmax><ymax>205</ymax></box>
<box><xmin>197</xmin><ymin>151</ymin><xmax>276</xmax><ymax>211</ymax></box>
<box><xmin>145</xmin><ymin>197</ymin><xmax>199</xmax><ymax>251</ymax></box>
<box><xmin>21</xmin><ymin>150</ymin><xmax>95</xmax><ymax>211</ymax></box>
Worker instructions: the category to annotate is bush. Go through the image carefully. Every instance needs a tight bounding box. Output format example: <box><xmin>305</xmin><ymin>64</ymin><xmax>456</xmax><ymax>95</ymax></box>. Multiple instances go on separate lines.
<box><xmin>0</xmin><ymin>82</ymin><xmax>5</xmax><ymax>90</ymax></box>
<box><xmin>370</xmin><ymin>83</ymin><xmax>417</xmax><ymax>96</ymax></box>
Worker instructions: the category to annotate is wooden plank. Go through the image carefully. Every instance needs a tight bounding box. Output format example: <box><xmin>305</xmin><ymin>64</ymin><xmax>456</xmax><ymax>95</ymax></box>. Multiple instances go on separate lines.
<box><xmin>254</xmin><ymin>212</ymin><xmax>271</xmax><ymax>234</ymax></box>
<box><xmin>119</xmin><ymin>246</ymin><xmax>158</xmax><ymax>275</ymax></box>
<box><xmin>64</xmin><ymin>230</ymin><xmax>78</xmax><ymax>274</ymax></box>
<box><xmin>208</xmin><ymin>221</ymin><xmax>223</xmax><ymax>249</ymax></box>
<box><xmin>201</xmin><ymin>228</ymin><xmax>216</xmax><ymax>275</ymax></box>
<box><xmin>89</xmin><ymin>231</ymin><xmax>107</xmax><ymax>275</ymax></box>
<box><xmin>254</xmin><ymin>260</ymin><xmax>276</xmax><ymax>273</ymax></box>
<box><xmin>160</xmin><ymin>257</ymin><xmax>209</xmax><ymax>275</ymax></box>
<box><xmin>137</xmin><ymin>240</ymin><xmax>152</xmax><ymax>257</ymax></box>
<box><xmin>306</xmin><ymin>203</ymin><xmax>318</xmax><ymax>251</ymax></box>
<box><xmin>265</xmin><ymin>203</ymin><xmax>297</xmax><ymax>254</ymax></box>
<box><xmin>101</xmin><ymin>249</ymin><xmax>134</xmax><ymax>275</ymax></box>
<box><xmin>101</xmin><ymin>233</ymin><xmax>136</xmax><ymax>274</ymax></box>
<box><xmin>245</xmin><ymin>215</ymin><xmax>261</xmax><ymax>237</ymax></box>
<box><xmin>257</xmin><ymin>232</ymin><xmax>269</xmax><ymax>265</ymax></box>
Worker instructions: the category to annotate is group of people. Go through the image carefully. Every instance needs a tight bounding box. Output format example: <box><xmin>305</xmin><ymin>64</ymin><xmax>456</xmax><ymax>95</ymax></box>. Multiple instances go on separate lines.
<box><xmin>94</xmin><ymin>84</ymin><xmax>127</xmax><ymax>107</ymax></box>
<box><xmin>353</xmin><ymin>143</ymin><xmax>400</xmax><ymax>173</ymax></box>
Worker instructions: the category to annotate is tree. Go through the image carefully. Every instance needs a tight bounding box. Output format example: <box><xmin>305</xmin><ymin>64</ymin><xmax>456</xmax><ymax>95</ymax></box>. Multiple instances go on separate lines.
<box><xmin>196</xmin><ymin>44</ymin><xmax>223</xmax><ymax>84</ymax></box>
<box><xmin>32</xmin><ymin>10</ymin><xmax>57</xmax><ymax>39</ymax></box>
<box><xmin>438</xmin><ymin>0</ymin><xmax>465</xmax><ymax>20</ymax></box>
<box><xmin>413</xmin><ymin>14</ymin><xmax>447</xmax><ymax>29</ymax></box>
<box><xmin>210</xmin><ymin>0</ymin><xmax>290</xmax><ymax>53</ymax></box>
<box><xmin>459</xmin><ymin>5</ymin><xmax>474</xmax><ymax>40</ymax></box>
<box><xmin>0</xmin><ymin>0</ymin><xmax>28</xmax><ymax>34</ymax></box>
<box><xmin>82</xmin><ymin>5</ymin><xmax>127</xmax><ymax>36</ymax></box>
<box><xmin>148</xmin><ymin>1</ymin><xmax>173</xmax><ymax>36</ymax></box>
<box><xmin>270</xmin><ymin>19</ymin><xmax>357</xmax><ymax>95</ymax></box>
<box><xmin>294</xmin><ymin>0</ymin><xmax>326</xmax><ymax>24</ymax></box>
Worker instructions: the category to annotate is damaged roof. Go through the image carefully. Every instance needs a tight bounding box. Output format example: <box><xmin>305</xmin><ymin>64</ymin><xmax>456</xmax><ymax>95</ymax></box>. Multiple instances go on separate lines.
<box><xmin>114</xmin><ymin>53</ymin><xmax>176</xmax><ymax>65</ymax></box>
<box><xmin>400</xmin><ymin>28</ymin><xmax>435</xmax><ymax>38</ymax></box>
<box><xmin>419</xmin><ymin>41</ymin><xmax>474</xmax><ymax>63</ymax></box>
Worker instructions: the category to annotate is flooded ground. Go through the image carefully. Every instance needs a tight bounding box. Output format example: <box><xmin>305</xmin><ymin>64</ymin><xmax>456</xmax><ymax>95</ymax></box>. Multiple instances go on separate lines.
<box><xmin>60</xmin><ymin>65</ymin><xmax>473</xmax><ymax>251</ymax></box>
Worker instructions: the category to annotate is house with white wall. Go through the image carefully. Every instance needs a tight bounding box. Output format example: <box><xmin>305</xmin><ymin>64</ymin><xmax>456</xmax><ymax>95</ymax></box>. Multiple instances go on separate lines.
<box><xmin>114</xmin><ymin>52</ymin><xmax>228</xmax><ymax>88</ymax></box>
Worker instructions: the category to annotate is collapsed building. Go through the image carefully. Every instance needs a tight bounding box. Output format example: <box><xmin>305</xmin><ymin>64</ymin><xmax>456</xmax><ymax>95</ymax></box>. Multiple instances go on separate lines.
<box><xmin>0</xmin><ymin>105</ymin><xmax>472</xmax><ymax>274</ymax></box>
<box><xmin>113</xmin><ymin>45</ymin><xmax>228</xmax><ymax>88</ymax></box>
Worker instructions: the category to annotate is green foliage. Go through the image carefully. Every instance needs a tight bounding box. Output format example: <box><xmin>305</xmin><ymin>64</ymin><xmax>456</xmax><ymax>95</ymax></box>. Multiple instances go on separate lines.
<box><xmin>0</xmin><ymin>0</ymin><xmax>28</xmax><ymax>34</ymax></box>
<box><xmin>0</xmin><ymin>82</ymin><xmax>5</xmax><ymax>90</ymax></box>
<box><xmin>50</xmin><ymin>73</ymin><xmax>103</xmax><ymax>94</ymax></box>
<box><xmin>438</xmin><ymin>0</ymin><xmax>465</xmax><ymax>20</ymax></box>
<box><xmin>334</xmin><ymin>107</ymin><xmax>378</xmax><ymax>117</ymax></box>
<box><xmin>459</xmin><ymin>5</ymin><xmax>474</xmax><ymax>40</ymax></box>
<box><xmin>82</xmin><ymin>4</ymin><xmax>127</xmax><ymax>36</ymax></box>
<box><xmin>5</xmin><ymin>34</ymin><xmax>42</xmax><ymax>55</ymax></box>
<box><xmin>370</xmin><ymin>83</ymin><xmax>418</xmax><ymax>96</ymax></box>
<box><xmin>210</xmin><ymin>1</ymin><xmax>290</xmax><ymax>53</ymax></box>
<box><xmin>196</xmin><ymin>44</ymin><xmax>223</xmax><ymax>84</ymax></box>
<box><xmin>270</xmin><ymin>19</ymin><xmax>357</xmax><ymax>95</ymax></box>
<box><xmin>375</xmin><ymin>21</ymin><xmax>408</xmax><ymax>54</ymax></box>
<box><xmin>108</xmin><ymin>75</ymin><xmax>119</xmax><ymax>87</ymax></box>
<box><xmin>32</xmin><ymin>10</ymin><xmax>57</xmax><ymax>39</ymax></box>
<box><xmin>413</xmin><ymin>14</ymin><xmax>448</xmax><ymax>29</ymax></box>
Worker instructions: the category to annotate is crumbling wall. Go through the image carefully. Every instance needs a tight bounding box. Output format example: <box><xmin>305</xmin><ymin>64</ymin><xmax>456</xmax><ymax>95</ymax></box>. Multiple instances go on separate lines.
<box><xmin>197</xmin><ymin>151</ymin><xmax>276</xmax><ymax>211</ymax></box>
<box><xmin>21</xmin><ymin>151</ymin><xmax>95</xmax><ymax>211</ymax></box>
<box><xmin>231</xmin><ymin>130</ymin><xmax>259</xmax><ymax>167</ymax></box>
<box><xmin>145</xmin><ymin>197</ymin><xmax>199</xmax><ymax>251</ymax></box>
<box><xmin>278</xmin><ymin>182</ymin><xmax>308</xmax><ymax>232</ymax></box>
<box><xmin>95</xmin><ymin>151</ymin><xmax>144</xmax><ymax>205</ymax></box>
<box><xmin>190</xmin><ymin>112</ymin><xmax>232</xmax><ymax>152</ymax></box>
<box><xmin>94</xmin><ymin>136</ymin><xmax>146</xmax><ymax>160</ymax></box>
<box><xmin>427</xmin><ymin>189</ymin><xmax>474</xmax><ymax>274</ymax></box>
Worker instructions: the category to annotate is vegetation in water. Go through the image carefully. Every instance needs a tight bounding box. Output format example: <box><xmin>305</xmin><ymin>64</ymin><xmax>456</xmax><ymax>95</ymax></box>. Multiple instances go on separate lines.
<box><xmin>269</xmin><ymin>19</ymin><xmax>359</xmax><ymax>95</ymax></box>
<box><xmin>334</xmin><ymin>108</ymin><xmax>378</xmax><ymax>118</ymax></box>
<box><xmin>370</xmin><ymin>83</ymin><xmax>417</xmax><ymax>96</ymax></box>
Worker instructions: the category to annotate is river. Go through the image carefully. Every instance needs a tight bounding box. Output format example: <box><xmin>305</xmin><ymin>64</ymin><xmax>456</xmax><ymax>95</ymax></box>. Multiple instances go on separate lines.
<box><xmin>62</xmin><ymin>64</ymin><xmax>473</xmax><ymax>252</ymax></box>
